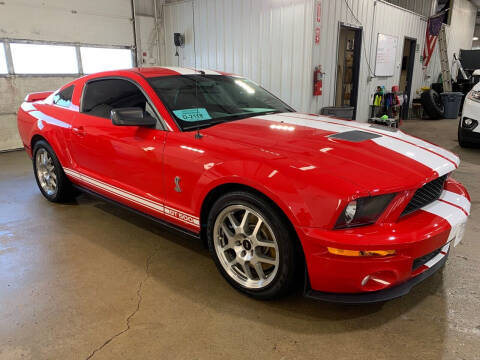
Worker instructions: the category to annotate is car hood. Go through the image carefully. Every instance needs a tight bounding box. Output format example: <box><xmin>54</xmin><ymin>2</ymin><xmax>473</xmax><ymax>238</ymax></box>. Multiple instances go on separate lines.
<box><xmin>201</xmin><ymin>113</ymin><xmax>460</xmax><ymax>194</ymax></box>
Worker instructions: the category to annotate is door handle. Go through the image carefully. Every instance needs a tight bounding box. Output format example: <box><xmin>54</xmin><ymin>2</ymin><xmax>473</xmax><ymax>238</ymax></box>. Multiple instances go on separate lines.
<box><xmin>72</xmin><ymin>126</ymin><xmax>86</xmax><ymax>137</ymax></box>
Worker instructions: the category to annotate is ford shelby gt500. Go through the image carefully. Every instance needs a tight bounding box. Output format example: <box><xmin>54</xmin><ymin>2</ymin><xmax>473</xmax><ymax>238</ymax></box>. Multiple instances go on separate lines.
<box><xmin>17</xmin><ymin>67</ymin><xmax>470</xmax><ymax>303</ymax></box>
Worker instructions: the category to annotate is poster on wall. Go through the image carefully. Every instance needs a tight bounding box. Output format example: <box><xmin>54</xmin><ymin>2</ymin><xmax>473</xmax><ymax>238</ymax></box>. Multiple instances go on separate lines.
<box><xmin>375</xmin><ymin>33</ymin><xmax>398</xmax><ymax>77</ymax></box>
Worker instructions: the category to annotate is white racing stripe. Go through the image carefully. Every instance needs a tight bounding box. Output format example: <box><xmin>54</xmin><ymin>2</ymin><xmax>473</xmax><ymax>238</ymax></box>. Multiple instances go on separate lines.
<box><xmin>285</xmin><ymin>112</ymin><xmax>457</xmax><ymax>164</ymax></box>
<box><xmin>422</xmin><ymin>199</ymin><xmax>467</xmax><ymax>228</ymax></box>
<box><xmin>161</xmin><ymin>66</ymin><xmax>198</xmax><ymax>75</ymax></box>
<box><xmin>257</xmin><ymin>114</ymin><xmax>352</xmax><ymax>134</ymax></box>
<box><xmin>161</xmin><ymin>67</ymin><xmax>222</xmax><ymax>75</ymax></box>
<box><xmin>439</xmin><ymin>190</ymin><xmax>471</xmax><ymax>215</ymax></box>
<box><xmin>421</xmin><ymin>199</ymin><xmax>468</xmax><ymax>242</ymax></box>
<box><xmin>372</xmin><ymin>136</ymin><xmax>456</xmax><ymax>176</ymax></box>
<box><xmin>259</xmin><ymin>113</ymin><xmax>458</xmax><ymax>176</ymax></box>
<box><xmin>64</xmin><ymin>168</ymin><xmax>200</xmax><ymax>227</ymax></box>
<box><xmin>398</xmin><ymin>134</ymin><xmax>459</xmax><ymax>167</ymax></box>
<box><xmin>65</xmin><ymin>169</ymin><xmax>164</xmax><ymax>212</ymax></box>
<box><xmin>293</xmin><ymin>113</ymin><xmax>459</xmax><ymax>165</ymax></box>
<box><xmin>424</xmin><ymin>243</ymin><xmax>450</xmax><ymax>268</ymax></box>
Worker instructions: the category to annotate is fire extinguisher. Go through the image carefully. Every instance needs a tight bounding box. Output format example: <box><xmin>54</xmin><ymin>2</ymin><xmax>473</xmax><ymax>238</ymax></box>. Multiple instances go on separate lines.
<box><xmin>313</xmin><ymin>66</ymin><xmax>323</xmax><ymax>96</ymax></box>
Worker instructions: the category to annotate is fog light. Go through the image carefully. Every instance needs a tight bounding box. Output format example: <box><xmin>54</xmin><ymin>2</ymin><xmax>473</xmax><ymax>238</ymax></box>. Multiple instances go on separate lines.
<box><xmin>463</xmin><ymin>118</ymin><xmax>478</xmax><ymax>129</ymax></box>
<box><xmin>361</xmin><ymin>270</ymin><xmax>397</xmax><ymax>291</ymax></box>
<box><xmin>327</xmin><ymin>247</ymin><xmax>396</xmax><ymax>257</ymax></box>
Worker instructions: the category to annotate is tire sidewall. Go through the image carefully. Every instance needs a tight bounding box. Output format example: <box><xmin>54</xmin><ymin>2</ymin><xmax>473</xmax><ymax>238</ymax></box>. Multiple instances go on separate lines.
<box><xmin>206</xmin><ymin>191</ymin><xmax>297</xmax><ymax>300</ymax></box>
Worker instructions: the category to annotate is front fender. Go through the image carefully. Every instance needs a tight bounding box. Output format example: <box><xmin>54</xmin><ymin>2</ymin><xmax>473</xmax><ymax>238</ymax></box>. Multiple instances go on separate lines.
<box><xmin>193</xmin><ymin>160</ymin><xmax>309</xmax><ymax>227</ymax></box>
<box><xmin>193</xmin><ymin>159</ymin><xmax>361</xmax><ymax>229</ymax></box>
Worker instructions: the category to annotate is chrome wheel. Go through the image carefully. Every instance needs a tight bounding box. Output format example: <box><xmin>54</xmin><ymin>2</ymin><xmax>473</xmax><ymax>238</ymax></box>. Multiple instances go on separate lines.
<box><xmin>213</xmin><ymin>205</ymin><xmax>280</xmax><ymax>289</ymax></box>
<box><xmin>35</xmin><ymin>148</ymin><xmax>57</xmax><ymax>196</ymax></box>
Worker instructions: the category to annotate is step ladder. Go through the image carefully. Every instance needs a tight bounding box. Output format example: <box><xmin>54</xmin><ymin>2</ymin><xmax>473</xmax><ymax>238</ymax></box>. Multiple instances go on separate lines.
<box><xmin>453</xmin><ymin>53</ymin><xmax>468</xmax><ymax>80</ymax></box>
<box><xmin>438</xmin><ymin>24</ymin><xmax>452</xmax><ymax>92</ymax></box>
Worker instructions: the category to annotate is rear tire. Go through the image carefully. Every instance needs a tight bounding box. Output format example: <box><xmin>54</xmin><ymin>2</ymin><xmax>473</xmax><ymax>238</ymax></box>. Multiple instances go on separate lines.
<box><xmin>33</xmin><ymin>140</ymin><xmax>75</xmax><ymax>202</ymax></box>
<box><xmin>206</xmin><ymin>191</ymin><xmax>298</xmax><ymax>300</ymax></box>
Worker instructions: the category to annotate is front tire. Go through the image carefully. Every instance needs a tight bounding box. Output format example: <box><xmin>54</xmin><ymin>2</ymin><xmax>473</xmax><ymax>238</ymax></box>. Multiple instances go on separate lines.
<box><xmin>33</xmin><ymin>140</ymin><xmax>74</xmax><ymax>202</ymax></box>
<box><xmin>207</xmin><ymin>191</ymin><xmax>297</xmax><ymax>300</ymax></box>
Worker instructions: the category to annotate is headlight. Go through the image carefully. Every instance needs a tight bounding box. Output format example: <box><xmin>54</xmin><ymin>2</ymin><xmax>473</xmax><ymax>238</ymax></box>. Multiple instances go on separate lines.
<box><xmin>335</xmin><ymin>193</ymin><xmax>396</xmax><ymax>229</ymax></box>
<box><xmin>467</xmin><ymin>90</ymin><xmax>480</xmax><ymax>102</ymax></box>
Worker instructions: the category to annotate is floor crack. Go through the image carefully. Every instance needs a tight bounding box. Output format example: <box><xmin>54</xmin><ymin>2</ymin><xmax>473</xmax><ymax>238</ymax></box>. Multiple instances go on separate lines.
<box><xmin>85</xmin><ymin>249</ymin><xmax>159</xmax><ymax>360</ymax></box>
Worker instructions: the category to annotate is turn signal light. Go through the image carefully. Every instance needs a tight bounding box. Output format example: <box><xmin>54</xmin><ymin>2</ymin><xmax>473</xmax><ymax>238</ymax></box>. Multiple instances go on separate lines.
<box><xmin>327</xmin><ymin>247</ymin><xmax>396</xmax><ymax>257</ymax></box>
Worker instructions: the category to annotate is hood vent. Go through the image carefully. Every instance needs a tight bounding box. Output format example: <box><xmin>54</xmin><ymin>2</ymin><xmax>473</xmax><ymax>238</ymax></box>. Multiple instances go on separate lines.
<box><xmin>328</xmin><ymin>130</ymin><xmax>382</xmax><ymax>142</ymax></box>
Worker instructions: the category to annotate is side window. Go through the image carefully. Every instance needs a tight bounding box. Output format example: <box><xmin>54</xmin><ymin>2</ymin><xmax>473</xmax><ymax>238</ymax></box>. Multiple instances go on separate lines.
<box><xmin>81</xmin><ymin>78</ymin><xmax>156</xmax><ymax>121</ymax></box>
<box><xmin>53</xmin><ymin>85</ymin><xmax>74</xmax><ymax>108</ymax></box>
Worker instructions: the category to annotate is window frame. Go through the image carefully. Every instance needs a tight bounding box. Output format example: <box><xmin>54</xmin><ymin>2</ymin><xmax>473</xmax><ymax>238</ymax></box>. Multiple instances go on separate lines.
<box><xmin>79</xmin><ymin>76</ymin><xmax>168</xmax><ymax>131</ymax></box>
<box><xmin>0</xmin><ymin>38</ymin><xmax>135</xmax><ymax>77</ymax></box>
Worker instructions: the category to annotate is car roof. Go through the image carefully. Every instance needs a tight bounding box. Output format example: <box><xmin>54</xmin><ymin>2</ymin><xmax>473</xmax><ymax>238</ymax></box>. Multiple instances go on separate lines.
<box><xmin>64</xmin><ymin>67</ymin><xmax>239</xmax><ymax>90</ymax></box>
<box><xmin>130</xmin><ymin>66</ymin><xmax>236</xmax><ymax>78</ymax></box>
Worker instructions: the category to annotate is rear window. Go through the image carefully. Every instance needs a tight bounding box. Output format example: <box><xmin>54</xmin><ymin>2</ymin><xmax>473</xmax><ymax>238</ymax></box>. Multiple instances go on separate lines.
<box><xmin>53</xmin><ymin>85</ymin><xmax>75</xmax><ymax>108</ymax></box>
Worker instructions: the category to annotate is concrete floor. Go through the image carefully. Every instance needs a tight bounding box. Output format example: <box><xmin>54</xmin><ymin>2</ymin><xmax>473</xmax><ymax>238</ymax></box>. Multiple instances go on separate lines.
<box><xmin>0</xmin><ymin>119</ymin><xmax>479</xmax><ymax>360</ymax></box>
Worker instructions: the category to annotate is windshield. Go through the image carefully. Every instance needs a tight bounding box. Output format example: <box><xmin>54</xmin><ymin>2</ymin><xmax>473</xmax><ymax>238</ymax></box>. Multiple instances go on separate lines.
<box><xmin>148</xmin><ymin>75</ymin><xmax>294</xmax><ymax>131</ymax></box>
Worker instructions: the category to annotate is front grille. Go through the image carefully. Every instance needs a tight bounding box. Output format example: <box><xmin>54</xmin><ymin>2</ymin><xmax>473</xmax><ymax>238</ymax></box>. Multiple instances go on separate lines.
<box><xmin>401</xmin><ymin>174</ymin><xmax>447</xmax><ymax>216</ymax></box>
<box><xmin>412</xmin><ymin>247</ymin><xmax>442</xmax><ymax>271</ymax></box>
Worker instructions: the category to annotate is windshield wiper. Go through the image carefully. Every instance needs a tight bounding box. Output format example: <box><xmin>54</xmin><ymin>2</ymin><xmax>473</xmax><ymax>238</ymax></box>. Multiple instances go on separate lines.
<box><xmin>183</xmin><ymin>119</ymin><xmax>228</xmax><ymax>131</ymax></box>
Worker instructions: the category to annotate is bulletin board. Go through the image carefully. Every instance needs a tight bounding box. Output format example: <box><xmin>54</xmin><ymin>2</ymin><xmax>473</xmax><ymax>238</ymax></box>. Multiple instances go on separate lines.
<box><xmin>375</xmin><ymin>33</ymin><xmax>398</xmax><ymax>77</ymax></box>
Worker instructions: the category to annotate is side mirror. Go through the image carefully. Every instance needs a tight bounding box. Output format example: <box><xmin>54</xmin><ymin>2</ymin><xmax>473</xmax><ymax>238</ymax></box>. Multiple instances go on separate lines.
<box><xmin>111</xmin><ymin>107</ymin><xmax>156</xmax><ymax>127</ymax></box>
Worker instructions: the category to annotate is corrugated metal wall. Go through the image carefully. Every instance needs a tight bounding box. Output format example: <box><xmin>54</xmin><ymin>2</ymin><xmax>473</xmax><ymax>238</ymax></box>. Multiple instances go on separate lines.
<box><xmin>163</xmin><ymin>0</ymin><xmax>476</xmax><ymax>121</ymax></box>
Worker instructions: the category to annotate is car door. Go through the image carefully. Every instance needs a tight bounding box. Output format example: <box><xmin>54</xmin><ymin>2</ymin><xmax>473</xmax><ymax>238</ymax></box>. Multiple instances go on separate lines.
<box><xmin>68</xmin><ymin>77</ymin><xmax>167</xmax><ymax>217</ymax></box>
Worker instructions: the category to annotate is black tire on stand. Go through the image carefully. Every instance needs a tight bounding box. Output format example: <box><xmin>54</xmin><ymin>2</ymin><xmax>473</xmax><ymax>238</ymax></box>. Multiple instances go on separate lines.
<box><xmin>421</xmin><ymin>89</ymin><xmax>444</xmax><ymax>119</ymax></box>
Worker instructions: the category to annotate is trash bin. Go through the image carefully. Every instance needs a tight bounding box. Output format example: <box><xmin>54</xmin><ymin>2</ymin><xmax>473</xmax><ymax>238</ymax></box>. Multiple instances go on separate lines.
<box><xmin>320</xmin><ymin>106</ymin><xmax>354</xmax><ymax>120</ymax></box>
<box><xmin>440</xmin><ymin>92</ymin><xmax>463</xmax><ymax>119</ymax></box>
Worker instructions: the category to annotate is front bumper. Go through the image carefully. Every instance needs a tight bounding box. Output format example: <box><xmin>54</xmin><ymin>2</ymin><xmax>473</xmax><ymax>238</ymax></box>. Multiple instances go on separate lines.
<box><xmin>298</xmin><ymin>178</ymin><xmax>470</xmax><ymax>302</ymax></box>
<box><xmin>459</xmin><ymin>125</ymin><xmax>480</xmax><ymax>143</ymax></box>
<box><xmin>460</xmin><ymin>97</ymin><xmax>480</xmax><ymax>144</ymax></box>
<box><xmin>305</xmin><ymin>246</ymin><xmax>448</xmax><ymax>303</ymax></box>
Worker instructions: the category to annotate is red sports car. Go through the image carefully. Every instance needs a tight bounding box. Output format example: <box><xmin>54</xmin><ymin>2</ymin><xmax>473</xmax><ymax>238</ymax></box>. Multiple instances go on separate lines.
<box><xmin>17</xmin><ymin>67</ymin><xmax>470</xmax><ymax>303</ymax></box>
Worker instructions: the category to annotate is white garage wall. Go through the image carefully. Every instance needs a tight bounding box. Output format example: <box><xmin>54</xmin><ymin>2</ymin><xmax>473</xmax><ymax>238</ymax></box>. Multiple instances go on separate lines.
<box><xmin>0</xmin><ymin>0</ymin><xmax>137</xmax><ymax>151</ymax></box>
<box><xmin>164</xmin><ymin>0</ymin><xmax>314</xmax><ymax>112</ymax></box>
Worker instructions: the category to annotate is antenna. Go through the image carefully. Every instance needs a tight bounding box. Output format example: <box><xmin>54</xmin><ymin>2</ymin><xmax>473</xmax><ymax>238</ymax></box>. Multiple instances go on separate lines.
<box><xmin>192</xmin><ymin>0</ymin><xmax>201</xmax><ymax>139</ymax></box>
